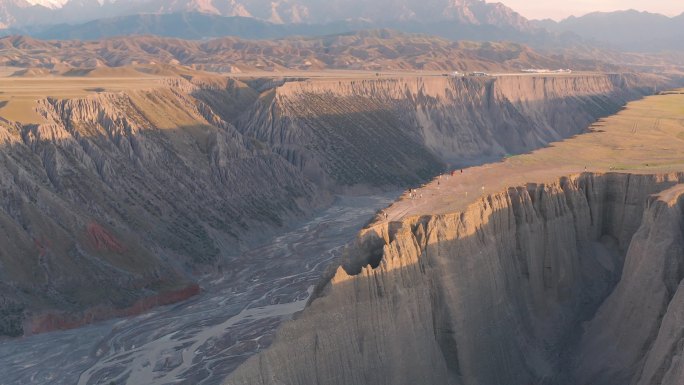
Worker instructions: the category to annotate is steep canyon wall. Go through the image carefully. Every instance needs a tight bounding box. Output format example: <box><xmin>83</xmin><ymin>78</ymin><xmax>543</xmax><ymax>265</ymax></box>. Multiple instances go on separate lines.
<box><xmin>0</xmin><ymin>73</ymin><xmax>660</xmax><ymax>336</ymax></box>
<box><xmin>228</xmin><ymin>73</ymin><xmax>653</xmax><ymax>190</ymax></box>
<box><xmin>227</xmin><ymin>172</ymin><xmax>684</xmax><ymax>385</ymax></box>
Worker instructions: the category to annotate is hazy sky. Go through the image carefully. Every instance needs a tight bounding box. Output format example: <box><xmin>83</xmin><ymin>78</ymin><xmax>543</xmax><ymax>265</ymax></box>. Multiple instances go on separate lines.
<box><xmin>494</xmin><ymin>0</ymin><xmax>684</xmax><ymax>21</ymax></box>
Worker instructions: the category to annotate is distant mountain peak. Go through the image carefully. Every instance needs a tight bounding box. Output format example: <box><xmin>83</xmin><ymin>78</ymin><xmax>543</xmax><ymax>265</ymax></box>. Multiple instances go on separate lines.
<box><xmin>0</xmin><ymin>0</ymin><xmax>534</xmax><ymax>31</ymax></box>
<box><xmin>24</xmin><ymin>0</ymin><xmax>70</xmax><ymax>8</ymax></box>
<box><xmin>534</xmin><ymin>8</ymin><xmax>684</xmax><ymax>52</ymax></box>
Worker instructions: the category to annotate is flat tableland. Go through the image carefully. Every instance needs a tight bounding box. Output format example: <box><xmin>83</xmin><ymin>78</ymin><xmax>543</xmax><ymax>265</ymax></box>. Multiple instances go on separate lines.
<box><xmin>385</xmin><ymin>90</ymin><xmax>684</xmax><ymax>220</ymax></box>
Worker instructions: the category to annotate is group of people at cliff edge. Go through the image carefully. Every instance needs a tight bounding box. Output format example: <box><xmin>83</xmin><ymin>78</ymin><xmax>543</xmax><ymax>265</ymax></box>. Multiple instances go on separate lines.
<box><xmin>382</xmin><ymin>169</ymin><xmax>467</xmax><ymax>221</ymax></box>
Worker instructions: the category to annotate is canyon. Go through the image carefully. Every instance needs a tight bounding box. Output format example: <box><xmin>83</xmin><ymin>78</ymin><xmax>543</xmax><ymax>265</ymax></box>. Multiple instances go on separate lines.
<box><xmin>226</xmin><ymin>90</ymin><xmax>684</xmax><ymax>385</ymax></box>
<box><xmin>229</xmin><ymin>173</ymin><xmax>684</xmax><ymax>385</ymax></box>
<box><xmin>0</xmin><ymin>64</ymin><xmax>680</xmax><ymax>384</ymax></box>
<box><xmin>0</xmin><ymin>70</ymin><xmax>659</xmax><ymax>337</ymax></box>
<box><xmin>0</xmin><ymin>1</ymin><xmax>683</xmax><ymax>383</ymax></box>
<box><xmin>0</xmin><ymin>193</ymin><xmax>397</xmax><ymax>385</ymax></box>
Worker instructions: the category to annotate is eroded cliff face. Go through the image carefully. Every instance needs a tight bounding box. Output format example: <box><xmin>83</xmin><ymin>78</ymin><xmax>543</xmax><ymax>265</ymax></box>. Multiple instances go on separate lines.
<box><xmin>0</xmin><ymin>73</ymin><xmax>662</xmax><ymax>336</ymax></box>
<box><xmin>0</xmin><ymin>81</ymin><xmax>320</xmax><ymax>336</ymax></box>
<box><xmin>230</xmin><ymin>74</ymin><xmax>653</xmax><ymax>190</ymax></box>
<box><xmin>226</xmin><ymin>173</ymin><xmax>684</xmax><ymax>385</ymax></box>
<box><xmin>576</xmin><ymin>184</ymin><xmax>684</xmax><ymax>385</ymax></box>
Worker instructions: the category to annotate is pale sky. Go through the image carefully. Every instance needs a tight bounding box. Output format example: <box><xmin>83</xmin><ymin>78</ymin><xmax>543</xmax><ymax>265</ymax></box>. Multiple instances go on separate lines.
<box><xmin>493</xmin><ymin>0</ymin><xmax>684</xmax><ymax>21</ymax></box>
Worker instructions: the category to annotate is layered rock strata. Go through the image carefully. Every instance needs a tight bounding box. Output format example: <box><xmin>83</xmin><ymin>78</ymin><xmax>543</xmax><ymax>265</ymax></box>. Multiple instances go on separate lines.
<box><xmin>0</xmin><ymin>73</ymin><xmax>661</xmax><ymax>336</ymax></box>
<box><xmin>0</xmin><ymin>83</ymin><xmax>320</xmax><ymax>336</ymax></box>
<box><xmin>232</xmin><ymin>74</ymin><xmax>653</xmax><ymax>189</ymax></box>
<box><xmin>226</xmin><ymin>173</ymin><xmax>684</xmax><ymax>385</ymax></box>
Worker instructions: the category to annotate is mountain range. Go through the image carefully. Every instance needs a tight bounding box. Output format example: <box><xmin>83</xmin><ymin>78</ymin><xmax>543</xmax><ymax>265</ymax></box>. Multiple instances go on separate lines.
<box><xmin>536</xmin><ymin>10</ymin><xmax>684</xmax><ymax>52</ymax></box>
<box><xmin>2</xmin><ymin>31</ymin><xmax>616</xmax><ymax>73</ymax></box>
<box><xmin>24</xmin><ymin>11</ymin><xmax>546</xmax><ymax>43</ymax></box>
<box><xmin>1</xmin><ymin>1</ymin><xmax>684</xmax><ymax>61</ymax></box>
<box><xmin>1</xmin><ymin>0</ymin><xmax>532</xmax><ymax>30</ymax></box>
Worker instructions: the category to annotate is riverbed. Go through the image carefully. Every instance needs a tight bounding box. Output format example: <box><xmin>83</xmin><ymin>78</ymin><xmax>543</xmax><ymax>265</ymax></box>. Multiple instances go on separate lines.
<box><xmin>0</xmin><ymin>194</ymin><xmax>395</xmax><ymax>385</ymax></box>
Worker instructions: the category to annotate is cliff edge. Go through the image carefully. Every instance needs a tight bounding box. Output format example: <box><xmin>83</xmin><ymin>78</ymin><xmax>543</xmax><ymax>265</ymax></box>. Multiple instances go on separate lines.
<box><xmin>226</xmin><ymin>173</ymin><xmax>684</xmax><ymax>385</ymax></box>
<box><xmin>225</xmin><ymin>89</ymin><xmax>684</xmax><ymax>384</ymax></box>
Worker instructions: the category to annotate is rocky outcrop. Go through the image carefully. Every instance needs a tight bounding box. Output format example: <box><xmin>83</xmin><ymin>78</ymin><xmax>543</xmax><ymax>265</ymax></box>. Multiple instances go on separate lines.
<box><xmin>226</xmin><ymin>173</ymin><xmax>684</xmax><ymax>385</ymax></box>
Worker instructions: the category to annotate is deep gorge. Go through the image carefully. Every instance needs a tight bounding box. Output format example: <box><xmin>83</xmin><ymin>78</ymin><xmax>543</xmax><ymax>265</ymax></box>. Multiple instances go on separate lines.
<box><xmin>227</xmin><ymin>172</ymin><xmax>684</xmax><ymax>385</ymax></box>
<box><xmin>0</xmin><ymin>73</ymin><xmax>664</xmax><ymax>337</ymax></box>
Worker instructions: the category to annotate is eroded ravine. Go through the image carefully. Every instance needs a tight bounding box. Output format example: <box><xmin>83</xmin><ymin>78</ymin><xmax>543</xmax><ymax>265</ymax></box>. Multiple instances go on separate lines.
<box><xmin>0</xmin><ymin>73</ymin><xmax>658</xmax><ymax>338</ymax></box>
<box><xmin>227</xmin><ymin>173</ymin><xmax>684</xmax><ymax>385</ymax></box>
<box><xmin>0</xmin><ymin>73</ymin><xmax>677</xmax><ymax>385</ymax></box>
<box><xmin>0</xmin><ymin>194</ymin><xmax>396</xmax><ymax>385</ymax></box>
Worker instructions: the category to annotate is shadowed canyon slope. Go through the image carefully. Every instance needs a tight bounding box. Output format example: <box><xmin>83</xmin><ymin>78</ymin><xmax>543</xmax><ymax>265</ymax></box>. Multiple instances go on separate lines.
<box><xmin>0</xmin><ymin>79</ymin><xmax>322</xmax><ymax>336</ymax></box>
<box><xmin>0</xmin><ymin>71</ymin><xmax>665</xmax><ymax>337</ymax></box>
<box><xmin>226</xmin><ymin>91</ymin><xmax>684</xmax><ymax>385</ymax></box>
<box><xmin>230</xmin><ymin>74</ymin><xmax>652</xmax><ymax>177</ymax></box>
